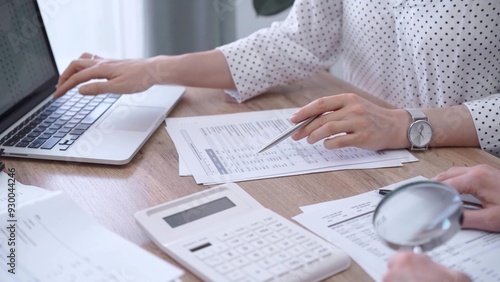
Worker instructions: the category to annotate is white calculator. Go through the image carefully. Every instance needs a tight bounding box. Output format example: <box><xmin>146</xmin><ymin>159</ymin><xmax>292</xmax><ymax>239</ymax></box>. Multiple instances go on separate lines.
<box><xmin>135</xmin><ymin>183</ymin><xmax>350</xmax><ymax>282</ymax></box>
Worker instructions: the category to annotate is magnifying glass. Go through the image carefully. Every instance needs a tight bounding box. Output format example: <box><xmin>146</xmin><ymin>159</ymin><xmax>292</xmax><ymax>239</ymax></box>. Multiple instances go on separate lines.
<box><xmin>372</xmin><ymin>180</ymin><xmax>463</xmax><ymax>253</ymax></box>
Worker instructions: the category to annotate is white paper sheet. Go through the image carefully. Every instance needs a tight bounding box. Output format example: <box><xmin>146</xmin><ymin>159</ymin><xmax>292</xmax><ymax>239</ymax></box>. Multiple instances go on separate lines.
<box><xmin>0</xmin><ymin>172</ymin><xmax>183</xmax><ymax>282</ymax></box>
<box><xmin>165</xmin><ymin>109</ymin><xmax>417</xmax><ymax>184</ymax></box>
<box><xmin>293</xmin><ymin>177</ymin><xmax>500</xmax><ymax>282</ymax></box>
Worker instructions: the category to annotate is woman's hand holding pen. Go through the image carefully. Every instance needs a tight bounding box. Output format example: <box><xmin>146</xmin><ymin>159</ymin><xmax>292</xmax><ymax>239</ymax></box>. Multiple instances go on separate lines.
<box><xmin>434</xmin><ymin>164</ymin><xmax>500</xmax><ymax>233</ymax></box>
<box><xmin>289</xmin><ymin>94</ymin><xmax>411</xmax><ymax>151</ymax></box>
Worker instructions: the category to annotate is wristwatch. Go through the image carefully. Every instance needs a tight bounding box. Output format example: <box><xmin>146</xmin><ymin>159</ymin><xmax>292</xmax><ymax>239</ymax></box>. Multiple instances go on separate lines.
<box><xmin>405</xmin><ymin>108</ymin><xmax>433</xmax><ymax>150</ymax></box>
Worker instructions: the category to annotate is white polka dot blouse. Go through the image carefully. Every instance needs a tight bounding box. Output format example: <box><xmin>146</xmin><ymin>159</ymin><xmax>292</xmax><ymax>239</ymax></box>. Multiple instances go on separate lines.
<box><xmin>217</xmin><ymin>0</ymin><xmax>500</xmax><ymax>157</ymax></box>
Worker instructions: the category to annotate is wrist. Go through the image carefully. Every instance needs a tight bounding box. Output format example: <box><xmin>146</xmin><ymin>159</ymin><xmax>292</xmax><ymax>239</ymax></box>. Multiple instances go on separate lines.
<box><xmin>148</xmin><ymin>55</ymin><xmax>177</xmax><ymax>85</ymax></box>
<box><xmin>391</xmin><ymin>109</ymin><xmax>412</xmax><ymax>149</ymax></box>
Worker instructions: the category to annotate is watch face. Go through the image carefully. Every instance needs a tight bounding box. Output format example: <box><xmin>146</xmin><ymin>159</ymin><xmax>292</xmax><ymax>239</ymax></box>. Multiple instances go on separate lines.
<box><xmin>408</xmin><ymin>120</ymin><xmax>432</xmax><ymax>147</ymax></box>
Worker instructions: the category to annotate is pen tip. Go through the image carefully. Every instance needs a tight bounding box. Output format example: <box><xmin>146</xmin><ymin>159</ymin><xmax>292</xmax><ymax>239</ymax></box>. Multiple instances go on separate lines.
<box><xmin>256</xmin><ymin>146</ymin><xmax>267</xmax><ymax>154</ymax></box>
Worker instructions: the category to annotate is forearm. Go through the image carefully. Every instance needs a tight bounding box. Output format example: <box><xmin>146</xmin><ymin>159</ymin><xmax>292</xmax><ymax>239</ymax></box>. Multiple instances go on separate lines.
<box><xmin>424</xmin><ymin>105</ymin><xmax>479</xmax><ymax>147</ymax></box>
<box><xmin>151</xmin><ymin>49</ymin><xmax>236</xmax><ymax>90</ymax></box>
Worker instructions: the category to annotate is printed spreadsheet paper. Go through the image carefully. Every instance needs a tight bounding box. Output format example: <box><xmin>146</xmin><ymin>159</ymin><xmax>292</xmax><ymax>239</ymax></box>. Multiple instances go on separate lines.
<box><xmin>165</xmin><ymin>108</ymin><xmax>417</xmax><ymax>184</ymax></box>
<box><xmin>293</xmin><ymin>176</ymin><xmax>500</xmax><ymax>282</ymax></box>
<box><xmin>0</xmin><ymin>172</ymin><xmax>183</xmax><ymax>282</ymax></box>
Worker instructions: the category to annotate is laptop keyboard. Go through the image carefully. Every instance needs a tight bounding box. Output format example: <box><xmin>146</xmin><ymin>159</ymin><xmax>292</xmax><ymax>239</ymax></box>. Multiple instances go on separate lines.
<box><xmin>0</xmin><ymin>89</ymin><xmax>119</xmax><ymax>151</ymax></box>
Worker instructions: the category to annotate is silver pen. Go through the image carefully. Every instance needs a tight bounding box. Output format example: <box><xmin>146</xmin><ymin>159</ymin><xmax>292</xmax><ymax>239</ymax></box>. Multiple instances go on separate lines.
<box><xmin>257</xmin><ymin>114</ymin><xmax>320</xmax><ymax>154</ymax></box>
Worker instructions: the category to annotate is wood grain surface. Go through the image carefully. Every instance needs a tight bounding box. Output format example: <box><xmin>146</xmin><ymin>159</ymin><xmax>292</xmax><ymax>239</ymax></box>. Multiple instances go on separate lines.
<box><xmin>5</xmin><ymin>72</ymin><xmax>500</xmax><ymax>281</ymax></box>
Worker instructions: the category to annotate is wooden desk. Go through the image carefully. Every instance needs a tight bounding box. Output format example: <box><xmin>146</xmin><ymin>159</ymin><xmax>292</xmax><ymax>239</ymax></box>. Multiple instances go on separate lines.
<box><xmin>6</xmin><ymin>72</ymin><xmax>500</xmax><ymax>281</ymax></box>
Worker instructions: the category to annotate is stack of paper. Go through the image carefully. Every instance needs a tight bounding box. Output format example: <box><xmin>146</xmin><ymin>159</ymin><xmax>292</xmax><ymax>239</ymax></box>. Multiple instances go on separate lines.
<box><xmin>165</xmin><ymin>108</ymin><xmax>417</xmax><ymax>184</ymax></box>
<box><xmin>293</xmin><ymin>176</ymin><xmax>500</xmax><ymax>281</ymax></box>
<box><xmin>0</xmin><ymin>172</ymin><xmax>183</xmax><ymax>282</ymax></box>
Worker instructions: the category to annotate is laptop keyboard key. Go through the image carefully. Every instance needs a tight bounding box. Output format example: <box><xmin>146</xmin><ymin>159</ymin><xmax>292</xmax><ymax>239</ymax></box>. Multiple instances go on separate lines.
<box><xmin>41</xmin><ymin>137</ymin><xmax>62</xmax><ymax>149</ymax></box>
<box><xmin>3</xmin><ymin>139</ymin><xmax>18</xmax><ymax>147</ymax></box>
<box><xmin>22</xmin><ymin>137</ymin><xmax>36</xmax><ymax>143</ymax></box>
<box><xmin>70</xmin><ymin>129</ymin><xmax>85</xmax><ymax>135</ymax></box>
<box><xmin>15</xmin><ymin>141</ymin><xmax>30</xmax><ymax>148</ymax></box>
<box><xmin>75</xmin><ymin>124</ymin><xmax>91</xmax><ymax>131</ymax></box>
<box><xmin>28</xmin><ymin>138</ymin><xmax>46</xmax><ymax>148</ymax></box>
<box><xmin>59</xmin><ymin>145</ymin><xmax>71</xmax><ymax>151</ymax></box>
<box><xmin>27</xmin><ymin>131</ymin><xmax>42</xmax><ymax>138</ymax></box>
<box><xmin>81</xmin><ymin>103</ymin><xmax>112</xmax><ymax>125</ymax></box>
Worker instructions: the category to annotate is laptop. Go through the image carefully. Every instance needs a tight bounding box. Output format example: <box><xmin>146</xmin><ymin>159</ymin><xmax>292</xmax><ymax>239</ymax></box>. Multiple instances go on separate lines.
<box><xmin>0</xmin><ymin>0</ymin><xmax>184</xmax><ymax>165</ymax></box>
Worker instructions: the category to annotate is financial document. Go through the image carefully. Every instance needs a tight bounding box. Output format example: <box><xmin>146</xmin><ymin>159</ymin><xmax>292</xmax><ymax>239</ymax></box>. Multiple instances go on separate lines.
<box><xmin>0</xmin><ymin>172</ymin><xmax>183</xmax><ymax>282</ymax></box>
<box><xmin>293</xmin><ymin>177</ymin><xmax>500</xmax><ymax>282</ymax></box>
<box><xmin>166</xmin><ymin>109</ymin><xmax>417</xmax><ymax>184</ymax></box>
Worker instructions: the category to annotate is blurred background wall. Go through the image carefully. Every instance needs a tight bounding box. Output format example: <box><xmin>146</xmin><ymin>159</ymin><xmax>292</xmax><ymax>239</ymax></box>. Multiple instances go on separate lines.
<box><xmin>39</xmin><ymin>0</ymin><xmax>341</xmax><ymax>77</ymax></box>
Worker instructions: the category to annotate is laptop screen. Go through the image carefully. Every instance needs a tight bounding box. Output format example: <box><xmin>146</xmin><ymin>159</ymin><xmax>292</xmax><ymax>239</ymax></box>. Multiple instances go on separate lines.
<box><xmin>0</xmin><ymin>0</ymin><xmax>59</xmax><ymax>130</ymax></box>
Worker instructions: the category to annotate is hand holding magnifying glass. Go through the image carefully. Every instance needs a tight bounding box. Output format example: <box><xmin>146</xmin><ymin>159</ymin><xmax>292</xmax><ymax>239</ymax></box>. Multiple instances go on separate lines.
<box><xmin>372</xmin><ymin>180</ymin><xmax>463</xmax><ymax>253</ymax></box>
<box><xmin>378</xmin><ymin>165</ymin><xmax>500</xmax><ymax>282</ymax></box>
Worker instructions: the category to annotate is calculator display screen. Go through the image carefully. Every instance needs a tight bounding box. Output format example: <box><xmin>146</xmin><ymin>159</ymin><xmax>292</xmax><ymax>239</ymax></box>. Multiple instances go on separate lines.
<box><xmin>163</xmin><ymin>197</ymin><xmax>236</xmax><ymax>228</ymax></box>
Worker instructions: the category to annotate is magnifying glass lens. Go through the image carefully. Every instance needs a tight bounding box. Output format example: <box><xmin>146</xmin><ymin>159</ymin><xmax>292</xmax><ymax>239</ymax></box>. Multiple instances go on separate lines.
<box><xmin>373</xmin><ymin>181</ymin><xmax>463</xmax><ymax>252</ymax></box>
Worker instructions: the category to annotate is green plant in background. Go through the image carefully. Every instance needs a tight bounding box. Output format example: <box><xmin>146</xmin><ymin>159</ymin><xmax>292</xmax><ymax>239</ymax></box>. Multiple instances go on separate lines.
<box><xmin>253</xmin><ymin>0</ymin><xmax>294</xmax><ymax>16</ymax></box>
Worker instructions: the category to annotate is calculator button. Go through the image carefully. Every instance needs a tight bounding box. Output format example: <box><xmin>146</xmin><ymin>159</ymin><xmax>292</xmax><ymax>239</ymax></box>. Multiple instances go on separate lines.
<box><xmin>236</xmin><ymin>243</ymin><xmax>253</xmax><ymax>255</ymax></box>
<box><xmin>233</xmin><ymin>226</ymin><xmax>250</xmax><ymax>236</ymax></box>
<box><xmin>255</xmin><ymin>227</ymin><xmax>273</xmax><ymax>237</ymax></box>
<box><xmin>220</xmin><ymin>249</ymin><xmax>239</xmax><ymax>260</ymax></box>
<box><xmin>249</xmin><ymin>221</ymin><xmax>263</xmax><ymax>229</ymax></box>
<box><xmin>276</xmin><ymin>239</ymin><xmax>293</xmax><ymax>249</ymax></box>
<box><xmin>194</xmin><ymin>248</ymin><xmax>214</xmax><ymax>260</ymax></box>
<box><xmin>226</xmin><ymin>237</ymin><xmax>244</xmax><ymax>248</ymax></box>
<box><xmin>262</xmin><ymin>216</ymin><xmax>276</xmax><ymax>224</ymax></box>
<box><xmin>211</xmin><ymin>242</ymin><xmax>229</xmax><ymax>253</ymax></box>
<box><xmin>269</xmin><ymin>221</ymin><xmax>286</xmax><ymax>231</ymax></box>
<box><xmin>302</xmin><ymin>252</ymin><xmax>319</xmax><ymax>264</ymax></box>
<box><xmin>226</xmin><ymin>269</ymin><xmax>246</xmax><ymax>281</ymax></box>
<box><xmin>303</xmin><ymin>240</ymin><xmax>321</xmax><ymax>250</ymax></box>
<box><xmin>247</xmin><ymin>250</ymin><xmax>266</xmax><ymax>261</ymax></box>
<box><xmin>215</xmin><ymin>262</ymin><xmax>235</xmax><ymax>274</ymax></box>
<box><xmin>284</xmin><ymin>258</ymin><xmax>303</xmax><ymax>270</ymax></box>
<box><xmin>250</xmin><ymin>238</ymin><xmax>268</xmax><ymax>249</ymax></box>
<box><xmin>242</xmin><ymin>263</ymin><xmax>273</xmax><ymax>281</ymax></box>
<box><xmin>217</xmin><ymin>232</ymin><xmax>233</xmax><ymax>241</ymax></box>
<box><xmin>279</xmin><ymin>228</ymin><xmax>296</xmax><ymax>237</ymax></box>
<box><xmin>315</xmin><ymin>247</ymin><xmax>333</xmax><ymax>258</ymax></box>
<box><xmin>287</xmin><ymin>245</ymin><xmax>306</xmax><ymax>257</ymax></box>
<box><xmin>291</xmin><ymin>233</ymin><xmax>308</xmax><ymax>244</ymax></box>
<box><xmin>257</xmin><ymin>257</ymin><xmax>277</xmax><ymax>269</ymax></box>
<box><xmin>268</xmin><ymin>263</ymin><xmax>289</xmax><ymax>277</ymax></box>
<box><xmin>242</xmin><ymin>232</ymin><xmax>258</xmax><ymax>242</ymax></box>
<box><xmin>272</xmin><ymin>251</ymin><xmax>291</xmax><ymax>263</ymax></box>
<box><xmin>230</xmin><ymin>256</ymin><xmax>251</xmax><ymax>268</ymax></box>
<box><xmin>261</xmin><ymin>245</ymin><xmax>280</xmax><ymax>256</ymax></box>
<box><xmin>264</xmin><ymin>233</ymin><xmax>283</xmax><ymax>243</ymax></box>
<box><xmin>204</xmin><ymin>255</ymin><xmax>224</xmax><ymax>267</ymax></box>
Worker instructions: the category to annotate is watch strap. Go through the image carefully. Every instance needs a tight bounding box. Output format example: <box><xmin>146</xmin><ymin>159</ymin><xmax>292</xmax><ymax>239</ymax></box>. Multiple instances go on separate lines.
<box><xmin>405</xmin><ymin>108</ymin><xmax>427</xmax><ymax>121</ymax></box>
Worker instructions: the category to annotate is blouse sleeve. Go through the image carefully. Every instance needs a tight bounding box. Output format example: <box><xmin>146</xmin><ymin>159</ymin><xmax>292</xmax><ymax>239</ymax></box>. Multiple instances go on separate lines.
<box><xmin>464</xmin><ymin>94</ymin><xmax>500</xmax><ymax>157</ymax></box>
<box><xmin>216</xmin><ymin>0</ymin><xmax>343</xmax><ymax>102</ymax></box>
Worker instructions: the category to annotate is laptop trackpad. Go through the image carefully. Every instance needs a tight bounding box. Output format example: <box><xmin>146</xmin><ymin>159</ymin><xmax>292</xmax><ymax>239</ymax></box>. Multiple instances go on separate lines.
<box><xmin>96</xmin><ymin>106</ymin><xmax>163</xmax><ymax>132</ymax></box>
